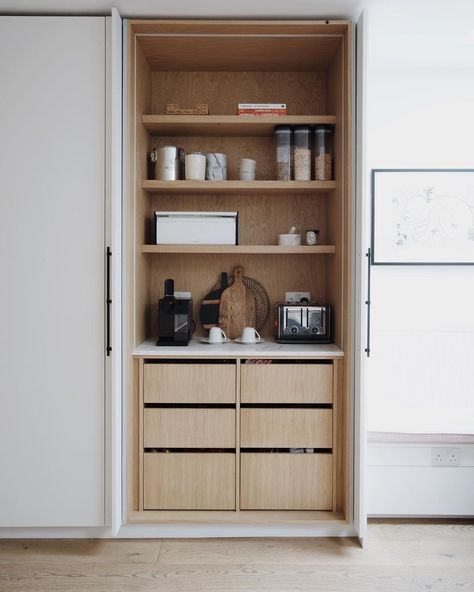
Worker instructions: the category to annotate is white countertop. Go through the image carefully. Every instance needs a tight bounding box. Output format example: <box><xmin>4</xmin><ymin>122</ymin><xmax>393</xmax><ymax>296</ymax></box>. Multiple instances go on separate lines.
<box><xmin>132</xmin><ymin>337</ymin><xmax>344</xmax><ymax>359</ymax></box>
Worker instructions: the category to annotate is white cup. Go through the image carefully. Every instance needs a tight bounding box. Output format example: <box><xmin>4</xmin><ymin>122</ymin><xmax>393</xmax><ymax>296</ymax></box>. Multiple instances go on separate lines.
<box><xmin>240</xmin><ymin>327</ymin><xmax>261</xmax><ymax>343</ymax></box>
<box><xmin>185</xmin><ymin>152</ymin><xmax>206</xmax><ymax>180</ymax></box>
<box><xmin>239</xmin><ymin>158</ymin><xmax>256</xmax><ymax>181</ymax></box>
<box><xmin>208</xmin><ymin>326</ymin><xmax>227</xmax><ymax>343</ymax></box>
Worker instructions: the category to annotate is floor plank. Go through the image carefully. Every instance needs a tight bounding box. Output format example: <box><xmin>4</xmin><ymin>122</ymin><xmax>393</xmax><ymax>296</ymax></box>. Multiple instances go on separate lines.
<box><xmin>1</xmin><ymin>563</ymin><xmax>473</xmax><ymax>592</ymax></box>
<box><xmin>0</xmin><ymin>522</ymin><xmax>473</xmax><ymax>592</ymax></box>
<box><xmin>0</xmin><ymin>539</ymin><xmax>161</xmax><ymax>565</ymax></box>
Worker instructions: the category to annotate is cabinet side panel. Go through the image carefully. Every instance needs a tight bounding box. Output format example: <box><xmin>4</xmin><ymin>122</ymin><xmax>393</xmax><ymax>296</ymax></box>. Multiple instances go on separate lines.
<box><xmin>0</xmin><ymin>16</ymin><xmax>106</xmax><ymax>527</ymax></box>
<box><xmin>135</xmin><ymin>44</ymin><xmax>153</xmax><ymax>346</ymax></box>
<box><xmin>326</xmin><ymin>26</ymin><xmax>353</xmax><ymax>520</ymax></box>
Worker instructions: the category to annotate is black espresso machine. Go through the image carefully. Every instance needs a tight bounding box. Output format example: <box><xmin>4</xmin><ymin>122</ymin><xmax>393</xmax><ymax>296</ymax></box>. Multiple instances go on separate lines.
<box><xmin>156</xmin><ymin>279</ymin><xmax>193</xmax><ymax>346</ymax></box>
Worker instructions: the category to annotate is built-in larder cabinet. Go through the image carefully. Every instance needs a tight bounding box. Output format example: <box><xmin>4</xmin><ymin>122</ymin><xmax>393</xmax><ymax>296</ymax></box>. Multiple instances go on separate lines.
<box><xmin>126</xmin><ymin>19</ymin><xmax>352</xmax><ymax>528</ymax></box>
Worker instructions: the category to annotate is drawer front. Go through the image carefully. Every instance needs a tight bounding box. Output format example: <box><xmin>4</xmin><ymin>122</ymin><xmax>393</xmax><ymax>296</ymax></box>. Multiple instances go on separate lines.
<box><xmin>144</xmin><ymin>453</ymin><xmax>235</xmax><ymax>510</ymax></box>
<box><xmin>240</xmin><ymin>453</ymin><xmax>332</xmax><ymax>510</ymax></box>
<box><xmin>240</xmin><ymin>408</ymin><xmax>332</xmax><ymax>448</ymax></box>
<box><xmin>144</xmin><ymin>363</ymin><xmax>236</xmax><ymax>403</ymax></box>
<box><xmin>241</xmin><ymin>364</ymin><xmax>333</xmax><ymax>403</ymax></box>
<box><xmin>144</xmin><ymin>408</ymin><xmax>235</xmax><ymax>448</ymax></box>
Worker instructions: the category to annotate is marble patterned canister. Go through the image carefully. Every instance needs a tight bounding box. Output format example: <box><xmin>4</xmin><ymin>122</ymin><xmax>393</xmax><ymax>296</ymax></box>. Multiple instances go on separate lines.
<box><xmin>206</xmin><ymin>153</ymin><xmax>227</xmax><ymax>180</ymax></box>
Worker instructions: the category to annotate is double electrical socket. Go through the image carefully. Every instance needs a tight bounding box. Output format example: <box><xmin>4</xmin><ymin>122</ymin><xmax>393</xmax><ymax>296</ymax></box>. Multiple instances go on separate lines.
<box><xmin>431</xmin><ymin>447</ymin><xmax>460</xmax><ymax>467</ymax></box>
<box><xmin>285</xmin><ymin>291</ymin><xmax>311</xmax><ymax>303</ymax></box>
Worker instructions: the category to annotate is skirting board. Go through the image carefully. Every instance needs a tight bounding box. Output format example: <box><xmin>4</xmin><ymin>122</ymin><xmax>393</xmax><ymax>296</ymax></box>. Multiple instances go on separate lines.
<box><xmin>0</xmin><ymin>524</ymin><xmax>357</xmax><ymax>539</ymax></box>
<box><xmin>367</xmin><ymin>443</ymin><xmax>474</xmax><ymax>517</ymax></box>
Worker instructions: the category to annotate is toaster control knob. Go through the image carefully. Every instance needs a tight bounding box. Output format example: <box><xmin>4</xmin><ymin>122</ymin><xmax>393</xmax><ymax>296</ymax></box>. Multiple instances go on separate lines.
<box><xmin>291</xmin><ymin>326</ymin><xmax>298</xmax><ymax>334</ymax></box>
<box><xmin>312</xmin><ymin>327</ymin><xmax>319</xmax><ymax>334</ymax></box>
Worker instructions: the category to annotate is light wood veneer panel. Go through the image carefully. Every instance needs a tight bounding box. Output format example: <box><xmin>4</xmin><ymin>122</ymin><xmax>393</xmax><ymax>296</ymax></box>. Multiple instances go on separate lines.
<box><xmin>142</xmin><ymin>245</ymin><xmax>335</xmax><ymax>254</ymax></box>
<box><xmin>144</xmin><ymin>363</ymin><xmax>236</xmax><ymax>403</ymax></box>
<box><xmin>144</xmin><ymin>453</ymin><xmax>235</xmax><ymax>510</ymax></box>
<box><xmin>147</xmin><ymin>193</ymin><xmax>329</xmax><ymax>245</ymax></box>
<box><xmin>132</xmin><ymin>20</ymin><xmax>350</xmax><ymax>37</ymax></box>
<box><xmin>151</xmin><ymin>72</ymin><xmax>327</xmax><ymax>115</ymax></box>
<box><xmin>241</xmin><ymin>364</ymin><xmax>333</xmax><ymax>403</ymax></box>
<box><xmin>144</xmin><ymin>408</ymin><xmax>235</xmax><ymax>448</ymax></box>
<box><xmin>138</xmin><ymin>35</ymin><xmax>341</xmax><ymax>71</ymax></box>
<box><xmin>240</xmin><ymin>453</ymin><xmax>332</xmax><ymax>510</ymax></box>
<box><xmin>142</xmin><ymin>180</ymin><xmax>336</xmax><ymax>193</ymax></box>
<box><xmin>143</xmin><ymin>115</ymin><xmax>336</xmax><ymax>136</ymax></box>
<box><xmin>240</xmin><ymin>408</ymin><xmax>332</xmax><ymax>448</ymax></box>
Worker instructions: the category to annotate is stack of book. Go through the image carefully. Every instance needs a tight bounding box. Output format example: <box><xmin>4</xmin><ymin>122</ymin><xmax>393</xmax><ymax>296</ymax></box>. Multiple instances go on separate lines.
<box><xmin>237</xmin><ymin>103</ymin><xmax>287</xmax><ymax>116</ymax></box>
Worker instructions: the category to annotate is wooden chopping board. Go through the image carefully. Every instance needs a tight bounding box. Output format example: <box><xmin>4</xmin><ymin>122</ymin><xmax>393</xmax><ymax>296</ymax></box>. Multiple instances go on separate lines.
<box><xmin>218</xmin><ymin>266</ymin><xmax>256</xmax><ymax>339</ymax></box>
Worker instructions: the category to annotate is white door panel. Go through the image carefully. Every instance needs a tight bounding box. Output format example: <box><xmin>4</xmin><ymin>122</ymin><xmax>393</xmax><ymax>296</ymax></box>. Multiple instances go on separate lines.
<box><xmin>0</xmin><ymin>16</ymin><xmax>106</xmax><ymax>526</ymax></box>
<box><xmin>105</xmin><ymin>8</ymin><xmax>123</xmax><ymax>534</ymax></box>
<box><xmin>354</xmin><ymin>9</ymin><xmax>368</xmax><ymax>545</ymax></box>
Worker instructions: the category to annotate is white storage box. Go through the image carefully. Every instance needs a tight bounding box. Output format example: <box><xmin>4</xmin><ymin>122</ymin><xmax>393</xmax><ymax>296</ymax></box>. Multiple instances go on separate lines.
<box><xmin>154</xmin><ymin>211</ymin><xmax>239</xmax><ymax>245</ymax></box>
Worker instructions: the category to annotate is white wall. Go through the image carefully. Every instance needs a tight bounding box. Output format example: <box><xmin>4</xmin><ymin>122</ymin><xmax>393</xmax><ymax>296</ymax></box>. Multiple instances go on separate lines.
<box><xmin>364</xmin><ymin>0</ymin><xmax>474</xmax><ymax>516</ymax></box>
<box><xmin>365</xmin><ymin>1</ymin><xmax>474</xmax><ymax>435</ymax></box>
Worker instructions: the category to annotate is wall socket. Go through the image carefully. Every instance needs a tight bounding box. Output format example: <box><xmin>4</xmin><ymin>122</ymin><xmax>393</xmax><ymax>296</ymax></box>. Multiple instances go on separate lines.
<box><xmin>285</xmin><ymin>291</ymin><xmax>311</xmax><ymax>303</ymax></box>
<box><xmin>431</xmin><ymin>447</ymin><xmax>461</xmax><ymax>467</ymax></box>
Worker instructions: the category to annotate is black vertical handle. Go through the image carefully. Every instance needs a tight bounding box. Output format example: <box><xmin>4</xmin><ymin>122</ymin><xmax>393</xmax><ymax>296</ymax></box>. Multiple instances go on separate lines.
<box><xmin>365</xmin><ymin>247</ymin><xmax>371</xmax><ymax>357</ymax></box>
<box><xmin>106</xmin><ymin>247</ymin><xmax>112</xmax><ymax>356</ymax></box>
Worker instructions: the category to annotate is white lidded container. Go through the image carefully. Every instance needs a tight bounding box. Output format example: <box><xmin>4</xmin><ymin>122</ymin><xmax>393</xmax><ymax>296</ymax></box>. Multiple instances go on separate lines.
<box><xmin>155</xmin><ymin>212</ymin><xmax>239</xmax><ymax>245</ymax></box>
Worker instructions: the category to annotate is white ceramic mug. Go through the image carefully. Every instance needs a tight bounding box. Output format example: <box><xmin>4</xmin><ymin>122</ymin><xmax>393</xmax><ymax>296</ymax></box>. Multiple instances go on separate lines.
<box><xmin>240</xmin><ymin>327</ymin><xmax>261</xmax><ymax>343</ymax></box>
<box><xmin>208</xmin><ymin>326</ymin><xmax>227</xmax><ymax>343</ymax></box>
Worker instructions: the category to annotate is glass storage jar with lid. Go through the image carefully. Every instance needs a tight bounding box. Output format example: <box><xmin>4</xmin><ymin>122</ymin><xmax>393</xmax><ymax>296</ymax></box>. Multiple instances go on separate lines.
<box><xmin>293</xmin><ymin>126</ymin><xmax>311</xmax><ymax>181</ymax></box>
<box><xmin>275</xmin><ymin>126</ymin><xmax>292</xmax><ymax>181</ymax></box>
<box><xmin>312</xmin><ymin>125</ymin><xmax>334</xmax><ymax>181</ymax></box>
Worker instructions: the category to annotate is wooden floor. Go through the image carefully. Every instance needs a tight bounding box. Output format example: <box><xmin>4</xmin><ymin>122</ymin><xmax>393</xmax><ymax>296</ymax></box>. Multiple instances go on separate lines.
<box><xmin>0</xmin><ymin>521</ymin><xmax>473</xmax><ymax>591</ymax></box>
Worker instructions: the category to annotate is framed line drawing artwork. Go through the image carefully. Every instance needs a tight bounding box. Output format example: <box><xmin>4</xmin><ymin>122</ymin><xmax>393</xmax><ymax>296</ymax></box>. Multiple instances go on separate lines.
<box><xmin>371</xmin><ymin>169</ymin><xmax>474</xmax><ymax>265</ymax></box>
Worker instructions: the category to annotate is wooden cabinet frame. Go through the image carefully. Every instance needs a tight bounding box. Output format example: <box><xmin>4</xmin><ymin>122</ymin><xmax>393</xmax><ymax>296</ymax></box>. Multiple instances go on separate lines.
<box><xmin>125</xmin><ymin>19</ymin><xmax>353</xmax><ymax>528</ymax></box>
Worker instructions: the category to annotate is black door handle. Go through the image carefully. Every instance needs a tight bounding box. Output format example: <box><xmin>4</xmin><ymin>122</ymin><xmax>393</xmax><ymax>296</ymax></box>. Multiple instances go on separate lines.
<box><xmin>365</xmin><ymin>248</ymin><xmax>371</xmax><ymax>357</ymax></box>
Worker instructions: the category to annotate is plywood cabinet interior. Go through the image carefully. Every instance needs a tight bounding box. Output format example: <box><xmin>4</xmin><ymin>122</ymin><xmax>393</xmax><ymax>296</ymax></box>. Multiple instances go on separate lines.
<box><xmin>126</xmin><ymin>19</ymin><xmax>352</xmax><ymax>527</ymax></box>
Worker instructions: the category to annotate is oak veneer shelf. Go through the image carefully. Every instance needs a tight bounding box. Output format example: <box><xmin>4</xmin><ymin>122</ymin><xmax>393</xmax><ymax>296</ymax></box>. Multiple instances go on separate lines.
<box><xmin>141</xmin><ymin>245</ymin><xmax>336</xmax><ymax>255</ymax></box>
<box><xmin>142</xmin><ymin>180</ymin><xmax>336</xmax><ymax>194</ymax></box>
<box><xmin>142</xmin><ymin>115</ymin><xmax>337</xmax><ymax>136</ymax></box>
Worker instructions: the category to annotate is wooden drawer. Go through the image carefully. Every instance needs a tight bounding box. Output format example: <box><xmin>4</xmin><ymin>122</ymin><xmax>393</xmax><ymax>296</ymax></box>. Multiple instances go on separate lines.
<box><xmin>144</xmin><ymin>408</ymin><xmax>235</xmax><ymax>448</ymax></box>
<box><xmin>144</xmin><ymin>363</ymin><xmax>236</xmax><ymax>403</ymax></box>
<box><xmin>241</xmin><ymin>363</ymin><xmax>333</xmax><ymax>403</ymax></box>
<box><xmin>144</xmin><ymin>453</ymin><xmax>235</xmax><ymax>510</ymax></box>
<box><xmin>240</xmin><ymin>408</ymin><xmax>332</xmax><ymax>448</ymax></box>
<box><xmin>240</xmin><ymin>453</ymin><xmax>332</xmax><ymax>510</ymax></box>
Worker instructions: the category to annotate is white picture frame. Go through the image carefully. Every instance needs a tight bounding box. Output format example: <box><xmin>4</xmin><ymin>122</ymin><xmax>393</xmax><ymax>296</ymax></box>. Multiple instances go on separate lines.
<box><xmin>371</xmin><ymin>169</ymin><xmax>474</xmax><ymax>265</ymax></box>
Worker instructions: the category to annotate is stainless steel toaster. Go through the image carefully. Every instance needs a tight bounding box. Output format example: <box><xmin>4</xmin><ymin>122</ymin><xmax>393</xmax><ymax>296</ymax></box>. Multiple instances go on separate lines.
<box><xmin>275</xmin><ymin>304</ymin><xmax>331</xmax><ymax>343</ymax></box>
